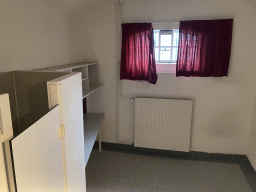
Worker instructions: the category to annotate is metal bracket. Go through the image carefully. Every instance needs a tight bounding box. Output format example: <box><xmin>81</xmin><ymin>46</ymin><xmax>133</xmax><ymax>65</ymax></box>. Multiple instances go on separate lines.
<box><xmin>58</xmin><ymin>125</ymin><xmax>65</xmax><ymax>139</ymax></box>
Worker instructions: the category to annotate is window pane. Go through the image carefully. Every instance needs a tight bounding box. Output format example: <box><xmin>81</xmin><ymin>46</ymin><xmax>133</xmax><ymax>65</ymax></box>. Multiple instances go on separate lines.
<box><xmin>160</xmin><ymin>48</ymin><xmax>171</xmax><ymax>61</ymax></box>
<box><xmin>154</xmin><ymin>48</ymin><xmax>159</xmax><ymax>61</ymax></box>
<box><xmin>154</xmin><ymin>31</ymin><xmax>159</xmax><ymax>46</ymax></box>
<box><xmin>173</xmin><ymin>30</ymin><xmax>179</xmax><ymax>46</ymax></box>
<box><xmin>160</xmin><ymin>35</ymin><xmax>172</xmax><ymax>46</ymax></box>
<box><xmin>172</xmin><ymin>47</ymin><xmax>178</xmax><ymax>61</ymax></box>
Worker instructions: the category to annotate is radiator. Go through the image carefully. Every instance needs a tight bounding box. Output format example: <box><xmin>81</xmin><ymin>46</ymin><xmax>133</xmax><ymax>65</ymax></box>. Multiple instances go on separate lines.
<box><xmin>134</xmin><ymin>98</ymin><xmax>193</xmax><ymax>152</ymax></box>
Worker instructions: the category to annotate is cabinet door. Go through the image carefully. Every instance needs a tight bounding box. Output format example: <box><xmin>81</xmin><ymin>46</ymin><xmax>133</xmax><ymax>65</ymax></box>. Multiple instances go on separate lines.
<box><xmin>0</xmin><ymin>94</ymin><xmax>13</xmax><ymax>192</ymax></box>
<box><xmin>11</xmin><ymin>105</ymin><xmax>65</xmax><ymax>192</ymax></box>
<box><xmin>48</xmin><ymin>73</ymin><xmax>85</xmax><ymax>192</ymax></box>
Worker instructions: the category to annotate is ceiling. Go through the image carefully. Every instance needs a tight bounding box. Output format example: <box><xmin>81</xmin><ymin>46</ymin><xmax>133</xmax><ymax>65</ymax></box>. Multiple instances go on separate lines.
<box><xmin>42</xmin><ymin>0</ymin><xmax>256</xmax><ymax>11</ymax></box>
<box><xmin>42</xmin><ymin>0</ymin><xmax>95</xmax><ymax>11</ymax></box>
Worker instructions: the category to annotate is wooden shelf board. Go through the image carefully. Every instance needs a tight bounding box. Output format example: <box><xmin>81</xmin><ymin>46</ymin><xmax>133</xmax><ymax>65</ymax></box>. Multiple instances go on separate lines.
<box><xmin>82</xmin><ymin>84</ymin><xmax>103</xmax><ymax>98</ymax></box>
<box><xmin>83</xmin><ymin>113</ymin><xmax>104</xmax><ymax>167</ymax></box>
<box><xmin>32</xmin><ymin>62</ymin><xmax>97</xmax><ymax>72</ymax></box>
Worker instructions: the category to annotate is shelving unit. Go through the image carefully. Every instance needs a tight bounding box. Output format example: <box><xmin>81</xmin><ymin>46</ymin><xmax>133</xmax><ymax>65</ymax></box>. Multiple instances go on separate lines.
<box><xmin>33</xmin><ymin>62</ymin><xmax>103</xmax><ymax>98</ymax></box>
<box><xmin>83</xmin><ymin>113</ymin><xmax>104</xmax><ymax>166</ymax></box>
<box><xmin>83</xmin><ymin>84</ymin><xmax>102</xmax><ymax>98</ymax></box>
<box><xmin>33</xmin><ymin>62</ymin><xmax>104</xmax><ymax>160</ymax></box>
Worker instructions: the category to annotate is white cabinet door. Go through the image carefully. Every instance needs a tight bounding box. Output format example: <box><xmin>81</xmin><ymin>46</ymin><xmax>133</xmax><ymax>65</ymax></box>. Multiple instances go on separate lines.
<box><xmin>11</xmin><ymin>105</ymin><xmax>65</xmax><ymax>192</ymax></box>
<box><xmin>0</xmin><ymin>93</ymin><xmax>13</xmax><ymax>192</ymax></box>
<box><xmin>47</xmin><ymin>73</ymin><xmax>85</xmax><ymax>192</ymax></box>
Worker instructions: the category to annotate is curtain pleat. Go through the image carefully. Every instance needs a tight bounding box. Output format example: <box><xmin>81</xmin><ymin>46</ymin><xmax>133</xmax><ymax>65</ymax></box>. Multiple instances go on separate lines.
<box><xmin>176</xmin><ymin>19</ymin><xmax>233</xmax><ymax>77</ymax></box>
<box><xmin>120</xmin><ymin>23</ymin><xmax>157</xmax><ymax>84</ymax></box>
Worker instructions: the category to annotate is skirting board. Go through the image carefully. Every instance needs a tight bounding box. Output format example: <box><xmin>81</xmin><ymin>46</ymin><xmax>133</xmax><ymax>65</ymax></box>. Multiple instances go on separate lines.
<box><xmin>93</xmin><ymin>141</ymin><xmax>256</xmax><ymax>192</ymax></box>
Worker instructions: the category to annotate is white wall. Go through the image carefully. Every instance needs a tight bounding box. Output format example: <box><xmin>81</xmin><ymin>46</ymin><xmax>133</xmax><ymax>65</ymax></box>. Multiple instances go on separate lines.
<box><xmin>118</xmin><ymin>0</ymin><xmax>256</xmax><ymax>155</ymax></box>
<box><xmin>1</xmin><ymin>0</ymin><xmax>255</xmax><ymax>160</ymax></box>
<box><xmin>0</xmin><ymin>0</ymin><xmax>118</xmax><ymax>142</ymax></box>
<box><xmin>59</xmin><ymin>0</ymin><xmax>256</xmax><ymax>155</ymax></box>
<box><xmin>68</xmin><ymin>0</ymin><xmax>118</xmax><ymax>143</ymax></box>
<box><xmin>1</xmin><ymin>0</ymin><xmax>256</xmax><ymax>156</ymax></box>
<box><xmin>0</xmin><ymin>0</ymin><xmax>77</xmax><ymax>72</ymax></box>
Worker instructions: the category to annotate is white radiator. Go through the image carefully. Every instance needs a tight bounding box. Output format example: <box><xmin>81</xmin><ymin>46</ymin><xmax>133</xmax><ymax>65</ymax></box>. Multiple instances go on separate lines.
<box><xmin>134</xmin><ymin>98</ymin><xmax>193</xmax><ymax>152</ymax></box>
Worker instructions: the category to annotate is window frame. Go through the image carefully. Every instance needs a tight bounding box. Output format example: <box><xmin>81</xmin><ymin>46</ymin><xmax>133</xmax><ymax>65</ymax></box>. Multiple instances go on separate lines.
<box><xmin>153</xmin><ymin>22</ymin><xmax>180</xmax><ymax>73</ymax></box>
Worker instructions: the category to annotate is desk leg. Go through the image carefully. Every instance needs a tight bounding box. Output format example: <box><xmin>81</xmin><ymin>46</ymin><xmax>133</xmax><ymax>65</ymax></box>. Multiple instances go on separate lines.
<box><xmin>99</xmin><ymin>131</ymin><xmax>102</xmax><ymax>153</ymax></box>
<box><xmin>85</xmin><ymin>171</ymin><xmax>86</xmax><ymax>191</ymax></box>
<box><xmin>99</xmin><ymin>119</ymin><xmax>102</xmax><ymax>153</ymax></box>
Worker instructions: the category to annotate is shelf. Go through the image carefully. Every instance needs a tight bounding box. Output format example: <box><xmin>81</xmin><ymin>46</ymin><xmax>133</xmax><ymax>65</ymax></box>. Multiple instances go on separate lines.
<box><xmin>83</xmin><ymin>113</ymin><xmax>104</xmax><ymax>167</ymax></box>
<box><xmin>82</xmin><ymin>84</ymin><xmax>103</xmax><ymax>98</ymax></box>
<box><xmin>32</xmin><ymin>62</ymin><xmax>97</xmax><ymax>72</ymax></box>
<box><xmin>72</xmin><ymin>66</ymin><xmax>88</xmax><ymax>79</ymax></box>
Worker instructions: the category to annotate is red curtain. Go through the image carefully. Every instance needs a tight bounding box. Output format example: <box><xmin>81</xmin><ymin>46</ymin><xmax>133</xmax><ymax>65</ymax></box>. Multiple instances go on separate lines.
<box><xmin>176</xmin><ymin>19</ymin><xmax>233</xmax><ymax>77</ymax></box>
<box><xmin>120</xmin><ymin>23</ymin><xmax>157</xmax><ymax>84</ymax></box>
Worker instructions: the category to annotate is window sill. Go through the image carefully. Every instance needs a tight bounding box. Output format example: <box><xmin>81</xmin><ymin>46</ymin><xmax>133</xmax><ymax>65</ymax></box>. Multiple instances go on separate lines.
<box><xmin>156</xmin><ymin>63</ymin><xmax>176</xmax><ymax>74</ymax></box>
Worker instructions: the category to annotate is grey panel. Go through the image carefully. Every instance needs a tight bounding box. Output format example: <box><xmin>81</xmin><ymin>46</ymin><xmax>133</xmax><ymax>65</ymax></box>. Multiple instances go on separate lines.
<box><xmin>0</xmin><ymin>72</ymin><xmax>19</xmax><ymax>136</ymax></box>
<box><xmin>13</xmin><ymin>71</ymin><xmax>68</xmax><ymax>134</ymax></box>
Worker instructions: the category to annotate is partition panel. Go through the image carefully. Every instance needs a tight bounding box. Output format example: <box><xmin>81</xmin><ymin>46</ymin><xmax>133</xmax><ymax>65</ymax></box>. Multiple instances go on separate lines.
<box><xmin>11</xmin><ymin>106</ymin><xmax>65</xmax><ymax>192</ymax></box>
<box><xmin>13</xmin><ymin>71</ymin><xmax>68</xmax><ymax>134</ymax></box>
<box><xmin>0</xmin><ymin>94</ymin><xmax>13</xmax><ymax>192</ymax></box>
<box><xmin>48</xmin><ymin>73</ymin><xmax>86</xmax><ymax>191</ymax></box>
<box><xmin>0</xmin><ymin>72</ymin><xmax>19</xmax><ymax>136</ymax></box>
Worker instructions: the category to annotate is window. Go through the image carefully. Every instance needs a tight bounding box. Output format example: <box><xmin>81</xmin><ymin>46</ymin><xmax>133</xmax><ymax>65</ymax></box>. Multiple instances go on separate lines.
<box><xmin>152</xmin><ymin>22</ymin><xmax>180</xmax><ymax>73</ymax></box>
<box><xmin>154</xmin><ymin>30</ymin><xmax>179</xmax><ymax>64</ymax></box>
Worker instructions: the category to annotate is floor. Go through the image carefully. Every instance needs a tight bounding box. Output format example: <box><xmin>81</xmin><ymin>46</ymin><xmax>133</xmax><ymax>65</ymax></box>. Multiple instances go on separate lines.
<box><xmin>86</xmin><ymin>150</ymin><xmax>253</xmax><ymax>192</ymax></box>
